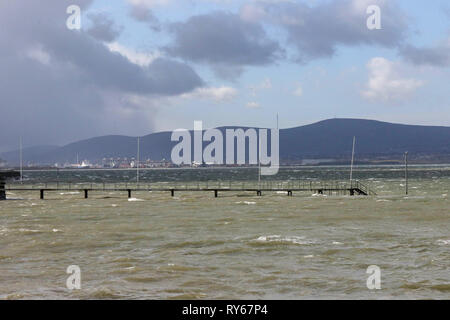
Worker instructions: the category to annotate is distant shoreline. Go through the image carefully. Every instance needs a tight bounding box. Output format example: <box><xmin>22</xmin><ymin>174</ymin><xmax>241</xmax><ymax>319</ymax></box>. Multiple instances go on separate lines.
<box><xmin>7</xmin><ymin>163</ymin><xmax>450</xmax><ymax>173</ymax></box>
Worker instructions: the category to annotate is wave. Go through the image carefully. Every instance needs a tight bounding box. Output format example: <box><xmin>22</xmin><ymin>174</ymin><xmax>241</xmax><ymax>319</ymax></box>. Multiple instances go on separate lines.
<box><xmin>235</xmin><ymin>201</ymin><xmax>256</xmax><ymax>205</ymax></box>
<box><xmin>128</xmin><ymin>198</ymin><xmax>144</xmax><ymax>202</ymax></box>
<box><xmin>253</xmin><ymin>235</ymin><xmax>314</xmax><ymax>245</ymax></box>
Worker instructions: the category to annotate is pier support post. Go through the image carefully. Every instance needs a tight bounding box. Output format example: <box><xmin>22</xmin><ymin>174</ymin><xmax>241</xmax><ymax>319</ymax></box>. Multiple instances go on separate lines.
<box><xmin>0</xmin><ymin>181</ymin><xmax>5</xmax><ymax>200</ymax></box>
<box><xmin>84</xmin><ymin>189</ymin><xmax>88</xmax><ymax>199</ymax></box>
<box><xmin>40</xmin><ymin>189</ymin><xmax>44</xmax><ymax>200</ymax></box>
<box><xmin>257</xmin><ymin>190</ymin><xmax>262</xmax><ymax>196</ymax></box>
<box><xmin>214</xmin><ymin>190</ymin><xmax>218</xmax><ymax>198</ymax></box>
<box><xmin>171</xmin><ymin>189</ymin><xmax>174</xmax><ymax>197</ymax></box>
<box><xmin>128</xmin><ymin>189</ymin><xmax>132</xmax><ymax>198</ymax></box>
<box><xmin>0</xmin><ymin>171</ymin><xmax>20</xmax><ymax>200</ymax></box>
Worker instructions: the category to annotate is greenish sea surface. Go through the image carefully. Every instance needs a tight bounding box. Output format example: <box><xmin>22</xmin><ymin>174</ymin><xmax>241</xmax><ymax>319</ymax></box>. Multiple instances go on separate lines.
<box><xmin>1</xmin><ymin>166</ymin><xmax>449</xmax><ymax>299</ymax></box>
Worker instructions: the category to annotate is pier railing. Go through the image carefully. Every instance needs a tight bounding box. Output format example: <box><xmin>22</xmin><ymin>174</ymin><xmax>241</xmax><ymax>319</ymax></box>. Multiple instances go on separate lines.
<box><xmin>5</xmin><ymin>179</ymin><xmax>376</xmax><ymax>196</ymax></box>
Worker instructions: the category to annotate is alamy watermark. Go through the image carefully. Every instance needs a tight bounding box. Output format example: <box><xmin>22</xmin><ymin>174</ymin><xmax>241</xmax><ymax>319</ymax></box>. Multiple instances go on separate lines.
<box><xmin>66</xmin><ymin>265</ymin><xmax>81</xmax><ymax>290</ymax></box>
<box><xmin>366</xmin><ymin>265</ymin><xmax>381</xmax><ymax>290</ymax></box>
<box><xmin>171</xmin><ymin>121</ymin><xmax>279</xmax><ymax>175</ymax></box>
<box><xmin>367</xmin><ymin>5</ymin><xmax>381</xmax><ymax>30</ymax></box>
<box><xmin>66</xmin><ymin>5</ymin><xmax>81</xmax><ymax>30</ymax></box>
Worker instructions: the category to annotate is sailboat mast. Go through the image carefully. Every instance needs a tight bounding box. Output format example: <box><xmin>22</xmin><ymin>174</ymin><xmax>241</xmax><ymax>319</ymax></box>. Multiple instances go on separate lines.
<box><xmin>19</xmin><ymin>136</ymin><xmax>23</xmax><ymax>183</ymax></box>
<box><xmin>137</xmin><ymin>137</ymin><xmax>140</xmax><ymax>184</ymax></box>
<box><xmin>258</xmin><ymin>134</ymin><xmax>261</xmax><ymax>186</ymax></box>
<box><xmin>350</xmin><ymin>136</ymin><xmax>356</xmax><ymax>182</ymax></box>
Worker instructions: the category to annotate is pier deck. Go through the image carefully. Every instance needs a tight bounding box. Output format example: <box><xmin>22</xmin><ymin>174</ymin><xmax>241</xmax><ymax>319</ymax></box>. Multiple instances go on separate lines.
<box><xmin>3</xmin><ymin>180</ymin><xmax>376</xmax><ymax>199</ymax></box>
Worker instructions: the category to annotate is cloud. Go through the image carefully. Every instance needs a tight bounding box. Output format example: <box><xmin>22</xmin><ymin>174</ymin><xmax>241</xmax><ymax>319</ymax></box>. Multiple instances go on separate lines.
<box><xmin>0</xmin><ymin>0</ymin><xmax>203</xmax><ymax>151</ymax></box>
<box><xmin>165</xmin><ymin>11</ymin><xmax>282</xmax><ymax>78</ymax></box>
<box><xmin>293</xmin><ymin>84</ymin><xmax>303</xmax><ymax>97</ymax></box>
<box><xmin>128</xmin><ymin>2</ymin><xmax>160</xmax><ymax>30</ymax></box>
<box><xmin>246</xmin><ymin>102</ymin><xmax>261</xmax><ymax>109</ymax></box>
<box><xmin>400</xmin><ymin>38</ymin><xmax>450</xmax><ymax>67</ymax></box>
<box><xmin>106</xmin><ymin>42</ymin><xmax>161</xmax><ymax>67</ymax></box>
<box><xmin>181</xmin><ymin>86</ymin><xmax>238</xmax><ymax>102</ymax></box>
<box><xmin>87</xmin><ymin>12</ymin><xmax>123</xmax><ymax>42</ymax></box>
<box><xmin>26</xmin><ymin>45</ymin><xmax>51</xmax><ymax>65</ymax></box>
<box><xmin>240</xmin><ymin>3</ymin><xmax>267</xmax><ymax>23</ymax></box>
<box><xmin>127</xmin><ymin>0</ymin><xmax>170</xmax><ymax>8</ymax></box>
<box><xmin>242</xmin><ymin>0</ymin><xmax>408</xmax><ymax>62</ymax></box>
<box><xmin>362</xmin><ymin>57</ymin><xmax>423</xmax><ymax>101</ymax></box>
<box><xmin>259</xmin><ymin>78</ymin><xmax>272</xmax><ymax>90</ymax></box>
<box><xmin>249</xmin><ymin>78</ymin><xmax>272</xmax><ymax>95</ymax></box>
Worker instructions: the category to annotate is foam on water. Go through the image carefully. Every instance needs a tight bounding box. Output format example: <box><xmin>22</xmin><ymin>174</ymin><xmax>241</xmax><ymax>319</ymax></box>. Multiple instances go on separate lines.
<box><xmin>128</xmin><ymin>198</ymin><xmax>144</xmax><ymax>202</ymax></box>
<box><xmin>254</xmin><ymin>235</ymin><xmax>313</xmax><ymax>245</ymax></box>
<box><xmin>235</xmin><ymin>201</ymin><xmax>256</xmax><ymax>205</ymax></box>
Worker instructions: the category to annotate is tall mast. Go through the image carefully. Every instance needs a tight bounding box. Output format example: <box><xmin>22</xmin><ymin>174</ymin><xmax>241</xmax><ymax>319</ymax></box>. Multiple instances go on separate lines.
<box><xmin>350</xmin><ymin>136</ymin><xmax>356</xmax><ymax>183</ymax></box>
<box><xmin>137</xmin><ymin>137</ymin><xmax>140</xmax><ymax>184</ymax></box>
<box><xmin>19</xmin><ymin>136</ymin><xmax>23</xmax><ymax>184</ymax></box>
<box><xmin>258</xmin><ymin>133</ymin><xmax>261</xmax><ymax>186</ymax></box>
<box><xmin>404</xmin><ymin>151</ymin><xmax>408</xmax><ymax>195</ymax></box>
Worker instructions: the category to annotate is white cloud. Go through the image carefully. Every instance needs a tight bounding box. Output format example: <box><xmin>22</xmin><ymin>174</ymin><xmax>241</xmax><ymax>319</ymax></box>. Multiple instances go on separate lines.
<box><xmin>260</xmin><ymin>78</ymin><xmax>272</xmax><ymax>89</ymax></box>
<box><xmin>106</xmin><ymin>42</ymin><xmax>160</xmax><ymax>67</ymax></box>
<box><xmin>362</xmin><ymin>57</ymin><xmax>424</xmax><ymax>101</ymax></box>
<box><xmin>127</xmin><ymin>0</ymin><xmax>170</xmax><ymax>8</ymax></box>
<box><xmin>293</xmin><ymin>84</ymin><xmax>303</xmax><ymax>97</ymax></box>
<box><xmin>249</xmin><ymin>77</ymin><xmax>272</xmax><ymax>96</ymax></box>
<box><xmin>26</xmin><ymin>46</ymin><xmax>51</xmax><ymax>65</ymax></box>
<box><xmin>246</xmin><ymin>101</ymin><xmax>260</xmax><ymax>109</ymax></box>
<box><xmin>240</xmin><ymin>4</ymin><xmax>267</xmax><ymax>23</ymax></box>
<box><xmin>181</xmin><ymin>86</ymin><xmax>238</xmax><ymax>102</ymax></box>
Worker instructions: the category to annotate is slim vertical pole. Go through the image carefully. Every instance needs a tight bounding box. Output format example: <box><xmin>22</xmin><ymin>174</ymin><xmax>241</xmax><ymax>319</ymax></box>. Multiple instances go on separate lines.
<box><xmin>19</xmin><ymin>136</ymin><xmax>23</xmax><ymax>184</ymax></box>
<box><xmin>137</xmin><ymin>137</ymin><xmax>140</xmax><ymax>185</ymax></box>
<box><xmin>258</xmin><ymin>133</ymin><xmax>261</xmax><ymax>187</ymax></box>
<box><xmin>405</xmin><ymin>152</ymin><xmax>408</xmax><ymax>195</ymax></box>
<box><xmin>350</xmin><ymin>136</ymin><xmax>356</xmax><ymax>184</ymax></box>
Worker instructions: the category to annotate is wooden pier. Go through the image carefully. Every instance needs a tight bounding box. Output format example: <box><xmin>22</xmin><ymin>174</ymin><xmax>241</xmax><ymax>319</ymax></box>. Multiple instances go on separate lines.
<box><xmin>2</xmin><ymin>180</ymin><xmax>376</xmax><ymax>200</ymax></box>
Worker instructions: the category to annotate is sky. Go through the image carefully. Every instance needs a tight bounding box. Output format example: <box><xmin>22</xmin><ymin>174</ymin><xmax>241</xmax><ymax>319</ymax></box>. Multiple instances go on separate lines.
<box><xmin>1</xmin><ymin>0</ymin><xmax>450</xmax><ymax>152</ymax></box>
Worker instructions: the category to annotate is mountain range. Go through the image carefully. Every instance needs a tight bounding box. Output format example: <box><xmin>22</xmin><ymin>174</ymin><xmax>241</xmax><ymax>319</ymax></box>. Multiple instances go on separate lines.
<box><xmin>2</xmin><ymin>119</ymin><xmax>450</xmax><ymax>166</ymax></box>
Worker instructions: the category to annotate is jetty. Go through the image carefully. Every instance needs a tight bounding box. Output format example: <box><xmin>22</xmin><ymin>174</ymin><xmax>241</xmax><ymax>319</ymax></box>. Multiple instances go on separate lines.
<box><xmin>2</xmin><ymin>180</ymin><xmax>376</xmax><ymax>200</ymax></box>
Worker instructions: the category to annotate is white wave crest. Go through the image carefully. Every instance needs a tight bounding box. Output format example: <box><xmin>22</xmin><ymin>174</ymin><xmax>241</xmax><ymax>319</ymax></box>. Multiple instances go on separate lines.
<box><xmin>254</xmin><ymin>235</ymin><xmax>313</xmax><ymax>245</ymax></box>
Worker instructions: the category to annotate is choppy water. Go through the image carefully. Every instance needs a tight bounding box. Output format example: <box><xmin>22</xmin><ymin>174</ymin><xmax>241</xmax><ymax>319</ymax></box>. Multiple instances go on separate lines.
<box><xmin>1</xmin><ymin>166</ymin><xmax>449</xmax><ymax>299</ymax></box>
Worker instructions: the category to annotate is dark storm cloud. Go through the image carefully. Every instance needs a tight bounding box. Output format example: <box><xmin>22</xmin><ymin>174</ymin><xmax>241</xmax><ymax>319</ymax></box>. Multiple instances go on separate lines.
<box><xmin>0</xmin><ymin>0</ymin><xmax>203</xmax><ymax>152</ymax></box>
<box><xmin>253</xmin><ymin>0</ymin><xmax>408</xmax><ymax>62</ymax></box>
<box><xmin>163</xmin><ymin>1</ymin><xmax>407</xmax><ymax>76</ymax></box>
<box><xmin>87</xmin><ymin>12</ymin><xmax>123</xmax><ymax>42</ymax></box>
<box><xmin>400</xmin><ymin>44</ymin><xmax>450</xmax><ymax>67</ymax></box>
<box><xmin>165</xmin><ymin>11</ymin><xmax>282</xmax><ymax>67</ymax></box>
